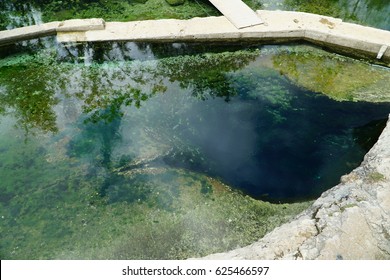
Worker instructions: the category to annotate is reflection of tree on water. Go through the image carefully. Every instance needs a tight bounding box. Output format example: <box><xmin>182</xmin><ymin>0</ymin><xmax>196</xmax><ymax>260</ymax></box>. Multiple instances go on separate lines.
<box><xmin>2</xmin><ymin>42</ymin><xmax>390</xmax><ymax>202</ymax></box>
<box><xmin>0</xmin><ymin>42</ymin><xmax>259</xmax><ymax>135</ymax></box>
<box><xmin>71</xmin><ymin>43</ymin><xmax>259</xmax><ymax>123</ymax></box>
<box><xmin>43</xmin><ymin>43</ymin><xmax>258</xmax><ymax>199</ymax></box>
<box><xmin>0</xmin><ymin>57</ymin><xmax>59</xmax><ymax>137</ymax></box>
<box><xmin>66</xmin><ymin>105</ymin><xmax>122</xmax><ymax>198</ymax></box>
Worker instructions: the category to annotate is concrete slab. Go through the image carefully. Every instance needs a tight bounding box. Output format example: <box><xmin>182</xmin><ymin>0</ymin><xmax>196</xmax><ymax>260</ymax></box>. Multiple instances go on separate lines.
<box><xmin>56</xmin><ymin>11</ymin><xmax>390</xmax><ymax>64</ymax></box>
<box><xmin>208</xmin><ymin>0</ymin><xmax>263</xmax><ymax>29</ymax></box>
<box><xmin>1</xmin><ymin>10</ymin><xmax>389</xmax><ymax>64</ymax></box>
<box><xmin>57</xmin><ymin>18</ymin><xmax>105</xmax><ymax>32</ymax></box>
<box><xmin>0</xmin><ymin>18</ymin><xmax>104</xmax><ymax>46</ymax></box>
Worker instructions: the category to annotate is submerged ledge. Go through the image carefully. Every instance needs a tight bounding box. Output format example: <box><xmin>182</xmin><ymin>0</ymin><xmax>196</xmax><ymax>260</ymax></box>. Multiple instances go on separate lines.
<box><xmin>1</xmin><ymin>10</ymin><xmax>389</xmax><ymax>65</ymax></box>
<box><xmin>199</xmin><ymin>114</ymin><xmax>390</xmax><ymax>260</ymax></box>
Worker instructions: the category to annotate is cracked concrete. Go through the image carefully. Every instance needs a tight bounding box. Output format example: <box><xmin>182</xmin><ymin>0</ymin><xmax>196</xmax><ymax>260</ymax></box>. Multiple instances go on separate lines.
<box><xmin>200</xmin><ymin>115</ymin><xmax>390</xmax><ymax>260</ymax></box>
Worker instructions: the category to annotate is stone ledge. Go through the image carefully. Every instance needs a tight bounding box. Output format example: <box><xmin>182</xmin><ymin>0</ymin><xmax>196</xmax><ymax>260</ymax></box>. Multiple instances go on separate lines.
<box><xmin>55</xmin><ymin>11</ymin><xmax>390</xmax><ymax>64</ymax></box>
<box><xmin>0</xmin><ymin>18</ymin><xmax>105</xmax><ymax>47</ymax></box>
<box><xmin>56</xmin><ymin>18</ymin><xmax>105</xmax><ymax>32</ymax></box>
<box><xmin>0</xmin><ymin>22</ymin><xmax>60</xmax><ymax>46</ymax></box>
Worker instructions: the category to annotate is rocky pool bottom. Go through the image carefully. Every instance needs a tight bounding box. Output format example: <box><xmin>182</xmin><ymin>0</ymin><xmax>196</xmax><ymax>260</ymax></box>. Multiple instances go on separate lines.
<box><xmin>0</xmin><ymin>41</ymin><xmax>390</xmax><ymax>259</ymax></box>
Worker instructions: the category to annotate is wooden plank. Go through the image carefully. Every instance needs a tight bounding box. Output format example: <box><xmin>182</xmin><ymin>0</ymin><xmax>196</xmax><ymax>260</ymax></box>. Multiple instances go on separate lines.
<box><xmin>377</xmin><ymin>45</ymin><xmax>388</xmax><ymax>60</ymax></box>
<box><xmin>208</xmin><ymin>0</ymin><xmax>263</xmax><ymax>29</ymax></box>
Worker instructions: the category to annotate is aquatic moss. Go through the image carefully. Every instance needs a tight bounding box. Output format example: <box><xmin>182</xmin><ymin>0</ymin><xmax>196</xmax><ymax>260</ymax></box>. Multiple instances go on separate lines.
<box><xmin>272</xmin><ymin>46</ymin><xmax>390</xmax><ymax>102</ymax></box>
<box><xmin>0</xmin><ymin>57</ymin><xmax>60</xmax><ymax>134</ymax></box>
<box><xmin>0</xmin><ymin>151</ymin><xmax>311</xmax><ymax>259</ymax></box>
<box><xmin>1</xmin><ymin>43</ymin><xmax>390</xmax><ymax>260</ymax></box>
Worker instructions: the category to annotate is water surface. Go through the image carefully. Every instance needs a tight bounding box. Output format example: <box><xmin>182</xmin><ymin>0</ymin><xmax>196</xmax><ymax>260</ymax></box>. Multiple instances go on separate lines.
<box><xmin>1</xmin><ymin>42</ymin><xmax>390</xmax><ymax>258</ymax></box>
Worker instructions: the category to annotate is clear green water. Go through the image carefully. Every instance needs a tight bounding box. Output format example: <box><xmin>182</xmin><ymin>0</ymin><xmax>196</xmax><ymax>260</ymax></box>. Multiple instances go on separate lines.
<box><xmin>0</xmin><ymin>41</ymin><xmax>390</xmax><ymax>259</ymax></box>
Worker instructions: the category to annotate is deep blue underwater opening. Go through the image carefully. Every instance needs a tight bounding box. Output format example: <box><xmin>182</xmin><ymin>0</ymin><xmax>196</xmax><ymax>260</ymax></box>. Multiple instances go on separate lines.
<box><xmin>156</xmin><ymin>82</ymin><xmax>390</xmax><ymax>202</ymax></box>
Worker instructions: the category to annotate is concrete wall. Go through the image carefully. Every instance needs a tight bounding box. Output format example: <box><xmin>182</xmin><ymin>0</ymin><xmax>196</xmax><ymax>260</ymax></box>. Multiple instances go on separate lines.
<box><xmin>1</xmin><ymin>11</ymin><xmax>389</xmax><ymax>64</ymax></box>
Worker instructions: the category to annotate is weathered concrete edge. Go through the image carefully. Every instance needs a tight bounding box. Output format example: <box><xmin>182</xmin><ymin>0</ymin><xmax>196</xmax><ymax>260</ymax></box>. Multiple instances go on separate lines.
<box><xmin>0</xmin><ymin>21</ymin><xmax>60</xmax><ymax>46</ymax></box>
<box><xmin>1</xmin><ymin>11</ymin><xmax>389</xmax><ymax>64</ymax></box>
<box><xmin>54</xmin><ymin>10</ymin><xmax>390</xmax><ymax>64</ymax></box>
<box><xmin>0</xmin><ymin>18</ymin><xmax>105</xmax><ymax>47</ymax></box>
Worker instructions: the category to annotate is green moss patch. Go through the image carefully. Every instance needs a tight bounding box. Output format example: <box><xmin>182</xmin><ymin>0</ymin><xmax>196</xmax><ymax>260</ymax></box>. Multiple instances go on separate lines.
<box><xmin>272</xmin><ymin>46</ymin><xmax>390</xmax><ymax>102</ymax></box>
<box><xmin>0</xmin><ymin>150</ymin><xmax>311</xmax><ymax>259</ymax></box>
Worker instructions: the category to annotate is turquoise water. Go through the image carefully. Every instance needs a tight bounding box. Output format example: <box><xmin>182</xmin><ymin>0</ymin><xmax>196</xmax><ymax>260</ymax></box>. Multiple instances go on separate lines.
<box><xmin>1</xmin><ymin>42</ymin><xmax>390</xmax><ymax>258</ymax></box>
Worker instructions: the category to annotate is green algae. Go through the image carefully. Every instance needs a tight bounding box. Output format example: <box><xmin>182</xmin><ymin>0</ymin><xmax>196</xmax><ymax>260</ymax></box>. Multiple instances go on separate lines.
<box><xmin>367</xmin><ymin>171</ymin><xmax>386</xmax><ymax>183</ymax></box>
<box><xmin>0</xmin><ymin>44</ymin><xmax>311</xmax><ymax>259</ymax></box>
<box><xmin>1</xmin><ymin>43</ymin><xmax>390</xmax><ymax>260</ymax></box>
<box><xmin>271</xmin><ymin>45</ymin><xmax>390</xmax><ymax>102</ymax></box>
<box><xmin>0</xmin><ymin>141</ymin><xmax>311</xmax><ymax>259</ymax></box>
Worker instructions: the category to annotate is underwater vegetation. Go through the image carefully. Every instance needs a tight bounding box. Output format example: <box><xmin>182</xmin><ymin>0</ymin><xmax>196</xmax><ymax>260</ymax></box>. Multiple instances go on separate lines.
<box><xmin>0</xmin><ymin>42</ymin><xmax>311</xmax><ymax>259</ymax></box>
<box><xmin>1</xmin><ymin>39</ymin><xmax>390</xmax><ymax>259</ymax></box>
<box><xmin>0</xmin><ymin>0</ymin><xmax>390</xmax><ymax>262</ymax></box>
<box><xmin>272</xmin><ymin>45</ymin><xmax>390</xmax><ymax>102</ymax></box>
